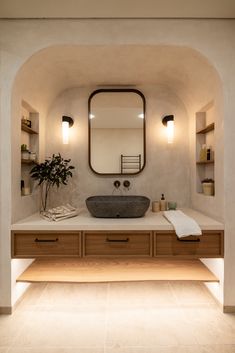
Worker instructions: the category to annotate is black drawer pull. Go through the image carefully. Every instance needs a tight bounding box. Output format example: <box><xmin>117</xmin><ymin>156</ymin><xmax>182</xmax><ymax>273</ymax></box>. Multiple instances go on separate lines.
<box><xmin>106</xmin><ymin>237</ymin><xmax>129</xmax><ymax>243</ymax></box>
<box><xmin>35</xmin><ymin>238</ymin><xmax>59</xmax><ymax>243</ymax></box>
<box><xmin>177</xmin><ymin>238</ymin><xmax>200</xmax><ymax>242</ymax></box>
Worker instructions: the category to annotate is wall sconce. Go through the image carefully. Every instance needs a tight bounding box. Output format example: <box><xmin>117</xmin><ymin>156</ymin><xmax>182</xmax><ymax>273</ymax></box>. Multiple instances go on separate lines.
<box><xmin>162</xmin><ymin>115</ymin><xmax>174</xmax><ymax>144</ymax></box>
<box><xmin>62</xmin><ymin>116</ymin><xmax>74</xmax><ymax>144</ymax></box>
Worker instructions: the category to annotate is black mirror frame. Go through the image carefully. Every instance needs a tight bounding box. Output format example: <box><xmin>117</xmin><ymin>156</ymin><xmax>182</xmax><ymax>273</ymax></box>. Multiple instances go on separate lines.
<box><xmin>88</xmin><ymin>88</ymin><xmax>146</xmax><ymax>176</ymax></box>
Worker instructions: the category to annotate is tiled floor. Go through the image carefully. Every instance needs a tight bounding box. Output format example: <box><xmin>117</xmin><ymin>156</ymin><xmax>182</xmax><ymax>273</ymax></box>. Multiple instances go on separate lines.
<box><xmin>0</xmin><ymin>281</ymin><xmax>235</xmax><ymax>352</ymax></box>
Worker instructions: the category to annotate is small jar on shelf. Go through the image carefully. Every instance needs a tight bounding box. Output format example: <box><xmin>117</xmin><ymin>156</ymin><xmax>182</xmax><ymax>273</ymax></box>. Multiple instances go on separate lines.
<box><xmin>21</xmin><ymin>144</ymin><xmax>29</xmax><ymax>160</ymax></box>
<box><xmin>29</xmin><ymin>152</ymin><xmax>37</xmax><ymax>161</ymax></box>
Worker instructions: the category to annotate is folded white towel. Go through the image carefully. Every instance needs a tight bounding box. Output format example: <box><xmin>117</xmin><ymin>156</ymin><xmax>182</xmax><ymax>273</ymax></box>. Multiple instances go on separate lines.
<box><xmin>163</xmin><ymin>210</ymin><xmax>202</xmax><ymax>238</ymax></box>
<box><xmin>41</xmin><ymin>204</ymin><xmax>79</xmax><ymax>222</ymax></box>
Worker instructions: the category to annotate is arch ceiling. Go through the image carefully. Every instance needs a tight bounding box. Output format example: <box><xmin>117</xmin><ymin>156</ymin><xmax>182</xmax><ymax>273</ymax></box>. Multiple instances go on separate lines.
<box><xmin>14</xmin><ymin>45</ymin><xmax>221</xmax><ymax>112</ymax></box>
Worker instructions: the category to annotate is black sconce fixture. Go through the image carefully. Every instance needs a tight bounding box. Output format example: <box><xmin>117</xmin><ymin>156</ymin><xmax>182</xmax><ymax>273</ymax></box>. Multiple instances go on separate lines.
<box><xmin>162</xmin><ymin>115</ymin><xmax>174</xmax><ymax>143</ymax></box>
<box><xmin>62</xmin><ymin>116</ymin><xmax>74</xmax><ymax>144</ymax></box>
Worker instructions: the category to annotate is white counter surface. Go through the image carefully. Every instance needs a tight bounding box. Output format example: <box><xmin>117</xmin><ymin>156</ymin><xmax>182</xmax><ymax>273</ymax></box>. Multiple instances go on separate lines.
<box><xmin>11</xmin><ymin>208</ymin><xmax>224</xmax><ymax>231</ymax></box>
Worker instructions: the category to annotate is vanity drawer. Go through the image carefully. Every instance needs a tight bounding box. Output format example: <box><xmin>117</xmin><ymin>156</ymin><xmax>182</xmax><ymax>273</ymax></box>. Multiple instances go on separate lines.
<box><xmin>154</xmin><ymin>231</ymin><xmax>224</xmax><ymax>258</ymax></box>
<box><xmin>12</xmin><ymin>231</ymin><xmax>81</xmax><ymax>258</ymax></box>
<box><xmin>83</xmin><ymin>231</ymin><xmax>152</xmax><ymax>257</ymax></box>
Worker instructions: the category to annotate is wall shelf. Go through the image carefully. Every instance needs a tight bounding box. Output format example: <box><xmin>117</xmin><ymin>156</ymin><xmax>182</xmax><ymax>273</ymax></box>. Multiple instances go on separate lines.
<box><xmin>21</xmin><ymin>100</ymin><xmax>39</xmax><ymax>196</ymax></box>
<box><xmin>196</xmin><ymin>122</ymin><xmax>215</xmax><ymax>134</ymax></box>
<box><xmin>21</xmin><ymin>123</ymin><xmax>38</xmax><ymax>135</ymax></box>
<box><xmin>196</xmin><ymin>160</ymin><xmax>214</xmax><ymax>165</ymax></box>
<box><xmin>195</xmin><ymin>107</ymin><xmax>215</xmax><ymax>195</ymax></box>
<box><xmin>21</xmin><ymin>159</ymin><xmax>38</xmax><ymax>165</ymax></box>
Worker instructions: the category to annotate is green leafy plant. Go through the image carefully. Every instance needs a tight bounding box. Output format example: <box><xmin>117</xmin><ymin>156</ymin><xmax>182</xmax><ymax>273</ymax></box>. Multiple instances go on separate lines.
<box><xmin>30</xmin><ymin>153</ymin><xmax>75</xmax><ymax>212</ymax></box>
<box><xmin>21</xmin><ymin>144</ymin><xmax>28</xmax><ymax>151</ymax></box>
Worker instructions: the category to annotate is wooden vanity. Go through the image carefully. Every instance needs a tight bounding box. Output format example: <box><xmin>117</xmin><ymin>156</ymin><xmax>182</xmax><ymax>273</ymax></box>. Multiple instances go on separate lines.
<box><xmin>11</xmin><ymin>230</ymin><xmax>223</xmax><ymax>259</ymax></box>
<box><xmin>11</xmin><ymin>209</ymin><xmax>224</xmax><ymax>284</ymax></box>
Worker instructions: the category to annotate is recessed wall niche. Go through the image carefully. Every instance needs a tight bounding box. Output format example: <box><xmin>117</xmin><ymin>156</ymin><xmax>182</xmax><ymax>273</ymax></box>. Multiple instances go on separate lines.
<box><xmin>195</xmin><ymin>102</ymin><xmax>215</xmax><ymax>196</ymax></box>
<box><xmin>21</xmin><ymin>100</ymin><xmax>39</xmax><ymax>196</ymax></box>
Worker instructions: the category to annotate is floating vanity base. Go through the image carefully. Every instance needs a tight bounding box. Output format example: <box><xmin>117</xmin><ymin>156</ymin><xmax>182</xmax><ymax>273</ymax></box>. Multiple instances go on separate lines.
<box><xmin>16</xmin><ymin>258</ymin><xmax>219</xmax><ymax>283</ymax></box>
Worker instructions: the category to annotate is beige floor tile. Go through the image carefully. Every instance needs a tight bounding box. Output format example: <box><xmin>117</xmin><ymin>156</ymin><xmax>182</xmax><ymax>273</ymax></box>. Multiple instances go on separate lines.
<box><xmin>106</xmin><ymin>307</ymin><xmax>197</xmax><ymax>347</ymax></box>
<box><xmin>105</xmin><ymin>345</ymin><xmax>198</xmax><ymax>353</ymax></box>
<box><xmin>221</xmin><ymin>312</ymin><xmax>235</xmax><ymax>328</ymax></box>
<box><xmin>12</xmin><ymin>311</ymin><xmax>106</xmax><ymax>348</ymax></box>
<box><xmin>0</xmin><ymin>348</ymin><xmax>9</xmax><ymax>353</ymax></box>
<box><xmin>169</xmin><ymin>282</ymin><xmax>216</xmax><ymax>307</ymax></box>
<box><xmin>182</xmin><ymin>307</ymin><xmax>235</xmax><ymax>345</ymax></box>
<box><xmin>0</xmin><ymin>312</ymin><xmax>32</xmax><ymax>347</ymax></box>
<box><xmin>37</xmin><ymin>283</ymin><xmax>108</xmax><ymax>310</ymax></box>
<box><xmin>108</xmin><ymin>281</ymin><xmax>177</xmax><ymax>309</ymax></box>
<box><xmin>184</xmin><ymin>345</ymin><xmax>235</xmax><ymax>353</ymax></box>
<box><xmin>106</xmin><ymin>346</ymin><xmax>235</xmax><ymax>353</ymax></box>
<box><xmin>14</xmin><ymin>283</ymin><xmax>47</xmax><ymax>313</ymax></box>
<box><xmin>1</xmin><ymin>281</ymin><xmax>232</xmax><ymax>352</ymax></box>
<box><xmin>105</xmin><ymin>309</ymin><xmax>146</xmax><ymax>347</ymax></box>
<box><xmin>8</xmin><ymin>348</ymin><xmax>104</xmax><ymax>353</ymax></box>
<box><xmin>142</xmin><ymin>308</ymin><xmax>198</xmax><ymax>346</ymax></box>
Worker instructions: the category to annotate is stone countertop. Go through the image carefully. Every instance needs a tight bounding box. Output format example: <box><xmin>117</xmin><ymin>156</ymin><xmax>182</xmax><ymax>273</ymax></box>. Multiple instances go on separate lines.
<box><xmin>11</xmin><ymin>208</ymin><xmax>224</xmax><ymax>231</ymax></box>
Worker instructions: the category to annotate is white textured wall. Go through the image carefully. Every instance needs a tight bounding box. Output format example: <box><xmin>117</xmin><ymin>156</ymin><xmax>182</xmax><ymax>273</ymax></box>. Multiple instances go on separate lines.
<box><xmin>0</xmin><ymin>19</ymin><xmax>234</xmax><ymax>308</ymax></box>
<box><xmin>45</xmin><ymin>86</ymin><xmax>190</xmax><ymax>209</ymax></box>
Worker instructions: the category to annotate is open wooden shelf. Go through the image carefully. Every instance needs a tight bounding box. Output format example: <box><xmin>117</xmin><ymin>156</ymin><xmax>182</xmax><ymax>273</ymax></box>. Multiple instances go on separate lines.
<box><xmin>197</xmin><ymin>192</ymin><xmax>214</xmax><ymax>197</ymax></box>
<box><xmin>196</xmin><ymin>160</ymin><xmax>214</xmax><ymax>165</ymax></box>
<box><xmin>21</xmin><ymin>159</ymin><xmax>38</xmax><ymax>165</ymax></box>
<box><xmin>21</xmin><ymin>123</ymin><xmax>38</xmax><ymax>135</ymax></box>
<box><xmin>16</xmin><ymin>258</ymin><xmax>219</xmax><ymax>283</ymax></box>
<box><xmin>196</xmin><ymin>123</ymin><xmax>215</xmax><ymax>134</ymax></box>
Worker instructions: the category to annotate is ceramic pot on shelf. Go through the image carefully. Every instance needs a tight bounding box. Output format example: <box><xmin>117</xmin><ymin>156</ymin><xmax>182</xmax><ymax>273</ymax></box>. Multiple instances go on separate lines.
<box><xmin>202</xmin><ymin>181</ymin><xmax>214</xmax><ymax>196</ymax></box>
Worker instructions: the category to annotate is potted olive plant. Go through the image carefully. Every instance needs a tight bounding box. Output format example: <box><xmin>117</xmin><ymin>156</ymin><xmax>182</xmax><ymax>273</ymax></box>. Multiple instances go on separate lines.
<box><xmin>30</xmin><ymin>153</ymin><xmax>75</xmax><ymax>212</ymax></box>
<box><xmin>201</xmin><ymin>178</ymin><xmax>214</xmax><ymax>196</ymax></box>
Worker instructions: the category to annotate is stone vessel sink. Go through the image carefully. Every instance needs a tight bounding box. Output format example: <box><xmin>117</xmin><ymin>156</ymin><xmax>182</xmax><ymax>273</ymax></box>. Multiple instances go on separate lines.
<box><xmin>86</xmin><ymin>195</ymin><xmax>150</xmax><ymax>218</ymax></box>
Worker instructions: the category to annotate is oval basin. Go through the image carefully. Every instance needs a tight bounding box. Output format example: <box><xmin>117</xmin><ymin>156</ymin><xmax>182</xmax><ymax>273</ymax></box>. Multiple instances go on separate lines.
<box><xmin>86</xmin><ymin>195</ymin><xmax>150</xmax><ymax>218</ymax></box>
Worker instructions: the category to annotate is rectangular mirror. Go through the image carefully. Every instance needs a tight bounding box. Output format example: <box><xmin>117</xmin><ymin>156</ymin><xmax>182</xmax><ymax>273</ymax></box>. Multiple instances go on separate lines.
<box><xmin>88</xmin><ymin>89</ymin><xmax>146</xmax><ymax>175</ymax></box>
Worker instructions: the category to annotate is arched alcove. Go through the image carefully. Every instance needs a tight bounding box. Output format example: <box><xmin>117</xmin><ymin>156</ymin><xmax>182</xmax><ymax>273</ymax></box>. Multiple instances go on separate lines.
<box><xmin>11</xmin><ymin>44</ymin><xmax>224</xmax><ymax>305</ymax></box>
<box><xmin>12</xmin><ymin>44</ymin><xmax>223</xmax><ymax>215</ymax></box>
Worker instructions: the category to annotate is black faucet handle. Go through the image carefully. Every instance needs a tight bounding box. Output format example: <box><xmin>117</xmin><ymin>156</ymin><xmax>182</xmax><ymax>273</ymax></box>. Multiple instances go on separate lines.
<box><xmin>113</xmin><ymin>180</ymin><xmax>121</xmax><ymax>188</ymax></box>
<box><xmin>123</xmin><ymin>180</ymin><xmax>130</xmax><ymax>188</ymax></box>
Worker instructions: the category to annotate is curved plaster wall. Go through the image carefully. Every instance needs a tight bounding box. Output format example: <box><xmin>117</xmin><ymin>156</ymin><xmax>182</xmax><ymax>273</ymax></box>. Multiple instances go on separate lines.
<box><xmin>12</xmin><ymin>44</ymin><xmax>223</xmax><ymax>220</ymax></box>
<box><xmin>0</xmin><ymin>18</ymin><xmax>229</xmax><ymax>308</ymax></box>
<box><xmin>13</xmin><ymin>44</ymin><xmax>221</xmax><ymax>112</ymax></box>
<box><xmin>10</xmin><ymin>43</ymin><xmax>224</xmax><ymax>306</ymax></box>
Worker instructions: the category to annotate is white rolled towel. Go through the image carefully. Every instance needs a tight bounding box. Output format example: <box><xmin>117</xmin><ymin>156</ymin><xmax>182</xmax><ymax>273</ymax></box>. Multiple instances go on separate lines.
<box><xmin>163</xmin><ymin>210</ymin><xmax>202</xmax><ymax>238</ymax></box>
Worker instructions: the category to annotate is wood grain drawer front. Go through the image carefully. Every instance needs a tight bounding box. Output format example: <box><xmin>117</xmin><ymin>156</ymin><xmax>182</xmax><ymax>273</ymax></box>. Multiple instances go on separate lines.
<box><xmin>83</xmin><ymin>232</ymin><xmax>152</xmax><ymax>257</ymax></box>
<box><xmin>12</xmin><ymin>232</ymin><xmax>81</xmax><ymax>258</ymax></box>
<box><xmin>154</xmin><ymin>231</ymin><xmax>224</xmax><ymax>258</ymax></box>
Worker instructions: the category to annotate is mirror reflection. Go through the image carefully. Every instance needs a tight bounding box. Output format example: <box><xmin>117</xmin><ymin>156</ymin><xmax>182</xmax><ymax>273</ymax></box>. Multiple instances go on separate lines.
<box><xmin>88</xmin><ymin>89</ymin><xmax>145</xmax><ymax>175</ymax></box>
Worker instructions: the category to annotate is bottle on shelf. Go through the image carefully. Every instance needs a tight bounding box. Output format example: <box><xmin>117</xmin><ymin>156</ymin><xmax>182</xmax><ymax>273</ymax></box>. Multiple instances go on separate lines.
<box><xmin>206</xmin><ymin>146</ymin><xmax>213</xmax><ymax>161</ymax></box>
<box><xmin>160</xmin><ymin>193</ymin><xmax>167</xmax><ymax>211</ymax></box>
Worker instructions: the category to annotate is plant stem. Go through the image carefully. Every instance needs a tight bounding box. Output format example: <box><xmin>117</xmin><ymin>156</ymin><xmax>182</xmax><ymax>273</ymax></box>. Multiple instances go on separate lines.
<box><xmin>40</xmin><ymin>182</ymin><xmax>51</xmax><ymax>212</ymax></box>
<box><xmin>44</xmin><ymin>181</ymin><xmax>51</xmax><ymax>211</ymax></box>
